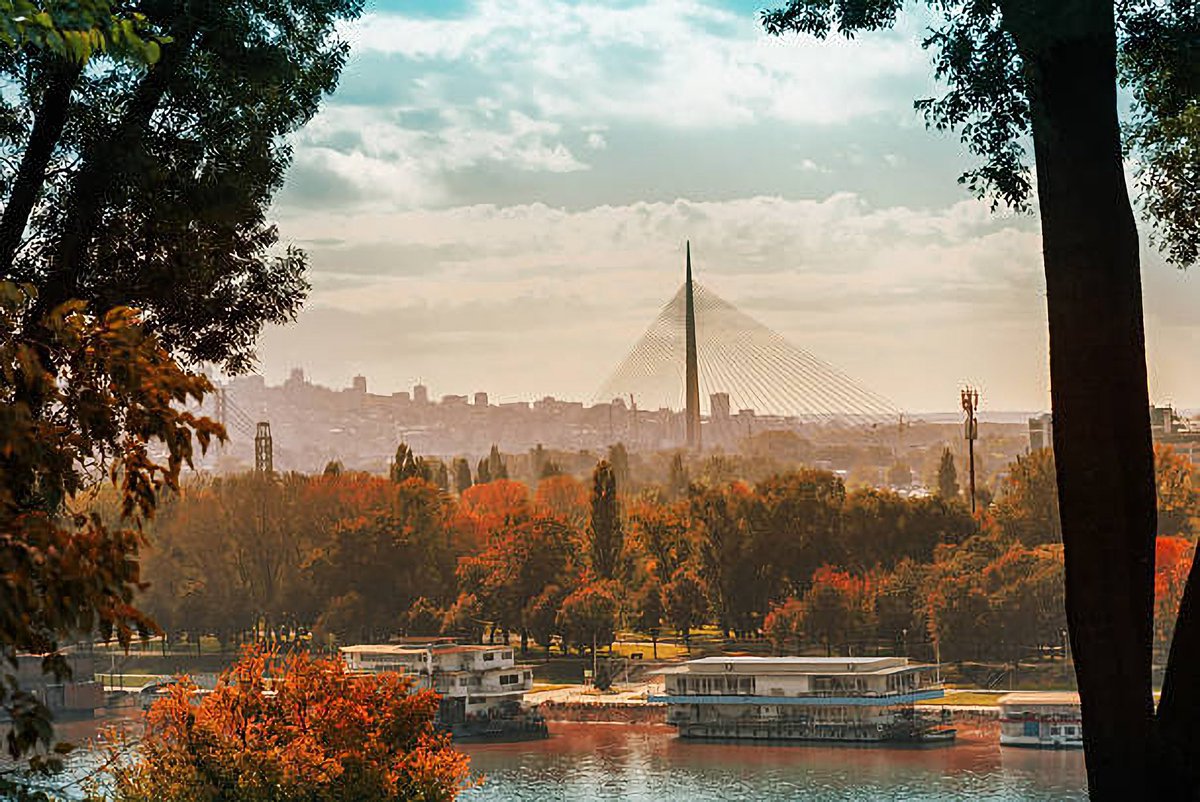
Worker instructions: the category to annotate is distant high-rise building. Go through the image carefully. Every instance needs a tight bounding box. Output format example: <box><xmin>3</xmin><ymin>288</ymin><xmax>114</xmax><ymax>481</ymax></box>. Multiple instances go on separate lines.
<box><xmin>442</xmin><ymin>394</ymin><xmax>468</xmax><ymax>406</ymax></box>
<box><xmin>1028</xmin><ymin>413</ymin><xmax>1053</xmax><ymax>451</ymax></box>
<box><xmin>351</xmin><ymin>375</ymin><xmax>367</xmax><ymax>394</ymax></box>
<box><xmin>413</xmin><ymin>384</ymin><xmax>429</xmax><ymax>405</ymax></box>
<box><xmin>284</xmin><ymin>367</ymin><xmax>306</xmax><ymax>391</ymax></box>
<box><xmin>392</xmin><ymin>390</ymin><xmax>411</xmax><ymax>403</ymax></box>
<box><xmin>474</xmin><ymin>392</ymin><xmax>489</xmax><ymax>407</ymax></box>
<box><xmin>710</xmin><ymin>392</ymin><xmax>731</xmax><ymax>421</ymax></box>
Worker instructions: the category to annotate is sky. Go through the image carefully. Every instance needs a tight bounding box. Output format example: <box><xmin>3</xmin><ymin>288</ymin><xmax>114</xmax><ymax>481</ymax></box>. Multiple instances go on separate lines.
<box><xmin>255</xmin><ymin>0</ymin><xmax>1200</xmax><ymax>414</ymax></box>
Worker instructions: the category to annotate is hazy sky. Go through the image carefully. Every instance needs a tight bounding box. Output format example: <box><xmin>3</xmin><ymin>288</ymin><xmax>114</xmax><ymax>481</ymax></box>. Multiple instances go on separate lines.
<box><xmin>256</xmin><ymin>0</ymin><xmax>1200</xmax><ymax>413</ymax></box>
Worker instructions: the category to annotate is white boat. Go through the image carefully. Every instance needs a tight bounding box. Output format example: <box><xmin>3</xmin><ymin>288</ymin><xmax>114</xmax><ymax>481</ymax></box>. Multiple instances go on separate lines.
<box><xmin>998</xmin><ymin>692</ymin><xmax>1083</xmax><ymax>748</ymax></box>
<box><xmin>650</xmin><ymin>656</ymin><xmax>954</xmax><ymax>743</ymax></box>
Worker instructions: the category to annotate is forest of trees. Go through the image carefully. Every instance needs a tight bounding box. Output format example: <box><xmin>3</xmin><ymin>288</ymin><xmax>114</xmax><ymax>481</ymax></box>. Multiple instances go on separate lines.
<box><xmin>133</xmin><ymin>443</ymin><xmax>1198</xmax><ymax>671</ymax></box>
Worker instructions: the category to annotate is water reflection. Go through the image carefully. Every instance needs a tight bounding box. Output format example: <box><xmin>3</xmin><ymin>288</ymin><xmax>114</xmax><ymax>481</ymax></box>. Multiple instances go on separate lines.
<box><xmin>17</xmin><ymin>709</ymin><xmax>1088</xmax><ymax>801</ymax></box>
<box><xmin>460</xmin><ymin>723</ymin><xmax>1088</xmax><ymax>801</ymax></box>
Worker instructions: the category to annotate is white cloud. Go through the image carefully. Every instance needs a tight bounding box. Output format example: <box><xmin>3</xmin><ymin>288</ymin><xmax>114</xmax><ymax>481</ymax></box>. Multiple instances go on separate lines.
<box><xmin>344</xmin><ymin>0</ymin><xmax>930</xmax><ymax>129</ymax></box>
<box><xmin>266</xmin><ymin>192</ymin><xmax>1074</xmax><ymax>410</ymax></box>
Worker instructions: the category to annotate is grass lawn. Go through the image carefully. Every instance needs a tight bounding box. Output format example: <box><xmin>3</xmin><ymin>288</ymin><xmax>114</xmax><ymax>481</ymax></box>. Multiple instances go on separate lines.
<box><xmin>610</xmin><ymin>641</ymin><xmax>690</xmax><ymax>660</ymax></box>
<box><xmin>96</xmin><ymin>673</ymin><xmax>167</xmax><ymax>689</ymax></box>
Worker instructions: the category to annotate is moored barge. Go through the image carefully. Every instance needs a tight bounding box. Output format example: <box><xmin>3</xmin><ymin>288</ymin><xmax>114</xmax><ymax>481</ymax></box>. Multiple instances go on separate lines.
<box><xmin>341</xmin><ymin>641</ymin><xmax>548</xmax><ymax>741</ymax></box>
<box><xmin>650</xmin><ymin>656</ymin><xmax>954</xmax><ymax>743</ymax></box>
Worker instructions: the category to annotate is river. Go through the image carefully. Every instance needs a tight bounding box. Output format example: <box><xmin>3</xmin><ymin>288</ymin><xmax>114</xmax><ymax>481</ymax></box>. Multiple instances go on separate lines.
<box><xmin>459</xmin><ymin>723</ymin><xmax>1088</xmax><ymax>801</ymax></box>
<box><xmin>28</xmin><ymin>711</ymin><xmax>1088</xmax><ymax>800</ymax></box>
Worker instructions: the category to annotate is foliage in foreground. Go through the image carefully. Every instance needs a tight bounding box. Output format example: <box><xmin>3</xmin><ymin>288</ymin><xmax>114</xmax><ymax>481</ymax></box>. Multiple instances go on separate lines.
<box><xmin>0</xmin><ymin>283</ymin><xmax>220</xmax><ymax>767</ymax></box>
<box><xmin>101</xmin><ymin>647</ymin><xmax>473</xmax><ymax>802</ymax></box>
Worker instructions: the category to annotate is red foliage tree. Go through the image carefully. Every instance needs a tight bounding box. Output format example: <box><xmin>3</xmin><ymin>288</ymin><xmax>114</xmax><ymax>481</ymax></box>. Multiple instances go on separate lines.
<box><xmin>1156</xmin><ymin>536</ymin><xmax>1195</xmax><ymax>656</ymax></box>
<box><xmin>106</xmin><ymin>647</ymin><xmax>473</xmax><ymax>801</ymax></box>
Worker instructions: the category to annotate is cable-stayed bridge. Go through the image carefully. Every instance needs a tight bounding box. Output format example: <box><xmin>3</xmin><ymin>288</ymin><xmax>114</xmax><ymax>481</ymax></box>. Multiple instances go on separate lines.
<box><xmin>595</xmin><ymin>242</ymin><xmax>900</xmax><ymax>449</ymax></box>
<box><xmin>199</xmin><ymin>242</ymin><xmax>902</xmax><ymax>469</ymax></box>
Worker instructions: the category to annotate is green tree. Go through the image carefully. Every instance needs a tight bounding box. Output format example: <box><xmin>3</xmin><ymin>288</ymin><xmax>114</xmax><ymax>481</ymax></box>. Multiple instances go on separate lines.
<box><xmin>457</xmin><ymin>516</ymin><xmax>572</xmax><ymax>654</ymax></box>
<box><xmin>755</xmin><ymin>470</ymin><xmax>846</xmax><ymax>597</ymax></box>
<box><xmin>994</xmin><ymin>449</ymin><xmax>1061</xmax><ymax>545</ymax></box>
<box><xmin>662</xmin><ymin>566</ymin><xmax>707</xmax><ymax>649</ymax></box>
<box><xmin>608</xmin><ymin>442</ymin><xmax>631</xmax><ymax>493</ymax></box>
<box><xmin>936</xmin><ymin>447</ymin><xmax>958</xmax><ymax>501</ymax></box>
<box><xmin>588</xmin><ymin>460</ymin><xmax>624</xmax><ymax>581</ymax></box>
<box><xmin>475</xmin><ymin>457</ymin><xmax>491</xmax><ymax>485</ymax></box>
<box><xmin>635</xmin><ymin>580</ymin><xmax>665</xmax><ymax>659</ymax></box>
<box><xmin>629</xmin><ymin>500</ymin><xmax>690</xmax><ymax>582</ymax></box>
<box><xmin>874</xmin><ymin>559</ymin><xmax>928</xmax><ymax>658</ymax></box>
<box><xmin>486</xmin><ymin>445</ymin><xmax>508</xmax><ymax>481</ymax></box>
<box><xmin>763</xmin><ymin>1</ymin><xmax>1199</xmax><ymax>792</ymax></box>
<box><xmin>526</xmin><ymin>585</ymin><xmax>564</xmax><ymax>657</ymax></box>
<box><xmin>452</xmin><ymin>457</ymin><xmax>473</xmax><ymax>495</ymax></box>
<box><xmin>309</xmin><ymin>478</ymin><xmax>456</xmax><ymax>643</ymax></box>
<box><xmin>441</xmin><ymin>593</ymin><xmax>484</xmax><ymax>644</ymax></box>
<box><xmin>887</xmin><ymin>461</ymin><xmax>911</xmax><ymax>488</ymax></box>
<box><xmin>391</xmin><ymin>442</ymin><xmax>430</xmax><ymax>483</ymax></box>
<box><xmin>763</xmin><ymin>597</ymin><xmax>805</xmax><ymax>655</ymax></box>
<box><xmin>427</xmin><ymin>459</ymin><xmax>450</xmax><ymax>492</ymax></box>
<box><xmin>667</xmin><ymin>452</ymin><xmax>689</xmax><ymax>500</ymax></box>
<box><xmin>693</xmin><ymin>483</ymin><xmax>766</xmax><ymax>635</ymax></box>
<box><xmin>801</xmin><ymin>566</ymin><xmax>872</xmax><ymax>656</ymax></box>
<box><xmin>557</xmin><ymin>582</ymin><xmax>618</xmax><ymax>655</ymax></box>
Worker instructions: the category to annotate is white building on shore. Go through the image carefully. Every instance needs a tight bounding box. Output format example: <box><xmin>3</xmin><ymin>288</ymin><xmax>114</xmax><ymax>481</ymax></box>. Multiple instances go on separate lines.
<box><xmin>650</xmin><ymin>656</ymin><xmax>952</xmax><ymax>742</ymax></box>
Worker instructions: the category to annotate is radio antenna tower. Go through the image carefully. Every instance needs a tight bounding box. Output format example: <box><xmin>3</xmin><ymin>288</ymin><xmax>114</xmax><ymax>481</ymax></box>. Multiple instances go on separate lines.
<box><xmin>961</xmin><ymin>387</ymin><xmax>979</xmax><ymax>513</ymax></box>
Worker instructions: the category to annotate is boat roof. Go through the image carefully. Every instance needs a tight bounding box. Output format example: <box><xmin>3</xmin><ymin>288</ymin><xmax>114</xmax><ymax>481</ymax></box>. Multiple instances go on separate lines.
<box><xmin>340</xmin><ymin>643</ymin><xmax>509</xmax><ymax>656</ymax></box>
<box><xmin>999</xmin><ymin>691</ymin><xmax>1080</xmax><ymax>707</ymax></box>
<box><xmin>661</xmin><ymin>656</ymin><xmax>929</xmax><ymax>676</ymax></box>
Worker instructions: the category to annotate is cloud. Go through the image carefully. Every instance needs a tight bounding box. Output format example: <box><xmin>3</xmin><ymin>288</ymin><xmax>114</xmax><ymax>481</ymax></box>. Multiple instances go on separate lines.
<box><xmin>343</xmin><ymin>0</ymin><xmax>930</xmax><ymax>128</ymax></box>
<box><xmin>275</xmin><ymin>0</ymin><xmax>938</xmax><ymax>212</ymax></box>
<box><xmin>263</xmin><ymin>192</ymin><xmax>1077</xmax><ymax>410</ymax></box>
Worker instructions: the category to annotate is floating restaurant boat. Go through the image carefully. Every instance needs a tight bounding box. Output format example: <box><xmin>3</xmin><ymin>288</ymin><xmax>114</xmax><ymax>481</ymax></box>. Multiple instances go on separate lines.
<box><xmin>341</xmin><ymin>641</ymin><xmax>547</xmax><ymax>741</ymax></box>
<box><xmin>650</xmin><ymin>656</ymin><xmax>954</xmax><ymax>743</ymax></box>
<box><xmin>998</xmin><ymin>692</ymin><xmax>1082</xmax><ymax>749</ymax></box>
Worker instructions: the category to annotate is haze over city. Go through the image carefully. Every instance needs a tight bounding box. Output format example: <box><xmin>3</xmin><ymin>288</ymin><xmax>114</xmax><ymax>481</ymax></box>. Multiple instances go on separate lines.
<box><xmin>253</xmin><ymin>0</ymin><xmax>1200</xmax><ymax>413</ymax></box>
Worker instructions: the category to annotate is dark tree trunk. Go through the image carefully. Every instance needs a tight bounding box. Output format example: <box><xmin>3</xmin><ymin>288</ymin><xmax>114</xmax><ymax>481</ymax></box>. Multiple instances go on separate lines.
<box><xmin>1156</xmin><ymin>547</ymin><xmax>1200</xmax><ymax>791</ymax></box>
<box><xmin>1013</xmin><ymin>4</ymin><xmax>1157</xmax><ymax>797</ymax></box>
<box><xmin>0</xmin><ymin>62</ymin><xmax>81</xmax><ymax>277</ymax></box>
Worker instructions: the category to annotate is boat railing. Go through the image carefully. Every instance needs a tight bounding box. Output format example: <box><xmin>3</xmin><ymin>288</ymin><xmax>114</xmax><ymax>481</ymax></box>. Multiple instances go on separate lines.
<box><xmin>667</xmin><ymin>687</ymin><xmax>941</xmax><ymax>700</ymax></box>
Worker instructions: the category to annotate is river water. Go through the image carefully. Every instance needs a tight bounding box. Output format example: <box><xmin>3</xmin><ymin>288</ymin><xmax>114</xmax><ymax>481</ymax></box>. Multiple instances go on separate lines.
<box><xmin>459</xmin><ymin>723</ymin><xmax>1088</xmax><ymax>801</ymax></box>
<box><xmin>31</xmin><ymin>712</ymin><xmax>1088</xmax><ymax>800</ymax></box>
